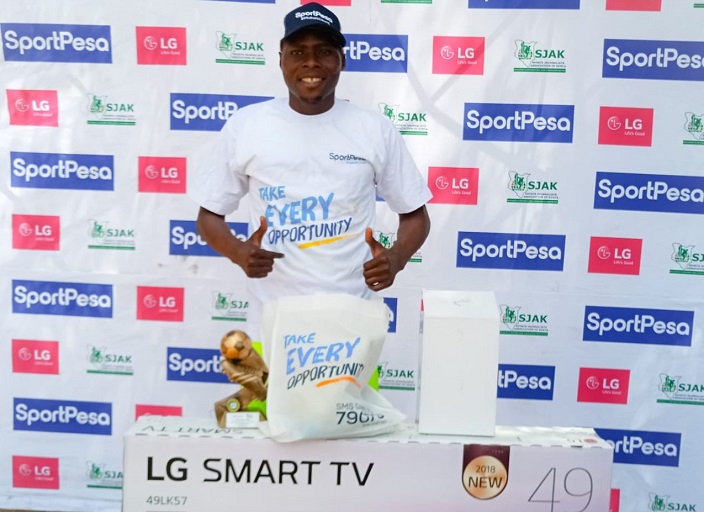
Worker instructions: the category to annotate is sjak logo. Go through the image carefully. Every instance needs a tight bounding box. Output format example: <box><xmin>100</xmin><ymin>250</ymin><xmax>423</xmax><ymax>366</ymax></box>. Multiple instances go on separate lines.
<box><xmin>507</xmin><ymin>171</ymin><xmax>558</xmax><ymax>204</ymax></box>
<box><xmin>87</xmin><ymin>461</ymin><xmax>123</xmax><ymax>489</ymax></box>
<box><xmin>670</xmin><ymin>243</ymin><xmax>704</xmax><ymax>275</ymax></box>
<box><xmin>88</xmin><ymin>220</ymin><xmax>135</xmax><ymax>250</ymax></box>
<box><xmin>211</xmin><ymin>291</ymin><xmax>248</xmax><ymax>321</ymax></box>
<box><xmin>377</xmin><ymin>361</ymin><xmax>416</xmax><ymax>391</ymax></box>
<box><xmin>684</xmin><ymin>112</ymin><xmax>704</xmax><ymax>144</ymax></box>
<box><xmin>648</xmin><ymin>493</ymin><xmax>696</xmax><ymax>512</ymax></box>
<box><xmin>658</xmin><ymin>373</ymin><xmax>704</xmax><ymax>406</ymax></box>
<box><xmin>379</xmin><ymin>102</ymin><xmax>428</xmax><ymax>135</ymax></box>
<box><xmin>215</xmin><ymin>31</ymin><xmax>265</xmax><ymax>65</ymax></box>
<box><xmin>87</xmin><ymin>93</ymin><xmax>135</xmax><ymax>126</ymax></box>
<box><xmin>499</xmin><ymin>304</ymin><xmax>548</xmax><ymax>336</ymax></box>
<box><xmin>87</xmin><ymin>345</ymin><xmax>133</xmax><ymax>376</ymax></box>
<box><xmin>514</xmin><ymin>40</ymin><xmax>566</xmax><ymax>73</ymax></box>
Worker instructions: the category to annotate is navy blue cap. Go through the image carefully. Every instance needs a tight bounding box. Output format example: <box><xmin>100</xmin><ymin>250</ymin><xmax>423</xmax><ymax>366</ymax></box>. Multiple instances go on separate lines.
<box><xmin>283</xmin><ymin>2</ymin><xmax>346</xmax><ymax>48</ymax></box>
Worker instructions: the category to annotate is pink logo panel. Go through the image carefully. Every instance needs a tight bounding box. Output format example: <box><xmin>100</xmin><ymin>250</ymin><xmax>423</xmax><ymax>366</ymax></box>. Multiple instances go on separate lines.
<box><xmin>428</xmin><ymin>167</ymin><xmax>479</xmax><ymax>205</ymax></box>
<box><xmin>577</xmin><ymin>368</ymin><xmax>630</xmax><ymax>404</ymax></box>
<box><xmin>598</xmin><ymin>106</ymin><xmax>653</xmax><ymax>147</ymax></box>
<box><xmin>7</xmin><ymin>90</ymin><xmax>58</xmax><ymax>127</ymax></box>
<box><xmin>588</xmin><ymin>236</ymin><xmax>642</xmax><ymax>275</ymax></box>
<box><xmin>13</xmin><ymin>456</ymin><xmax>60</xmax><ymax>489</ymax></box>
<box><xmin>12</xmin><ymin>339</ymin><xmax>60</xmax><ymax>375</ymax></box>
<box><xmin>432</xmin><ymin>36</ymin><xmax>485</xmax><ymax>75</ymax></box>
<box><xmin>135</xmin><ymin>404</ymin><xmax>183</xmax><ymax>420</ymax></box>
<box><xmin>137</xmin><ymin>286</ymin><xmax>185</xmax><ymax>322</ymax></box>
<box><xmin>138</xmin><ymin>156</ymin><xmax>187</xmax><ymax>193</ymax></box>
<box><xmin>136</xmin><ymin>27</ymin><xmax>187</xmax><ymax>65</ymax></box>
<box><xmin>12</xmin><ymin>215</ymin><xmax>60</xmax><ymax>251</ymax></box>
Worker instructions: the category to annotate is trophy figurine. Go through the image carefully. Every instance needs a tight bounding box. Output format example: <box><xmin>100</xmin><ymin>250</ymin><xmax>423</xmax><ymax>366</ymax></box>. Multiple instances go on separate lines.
<box><xmin>214</xmin><ymin>330</ymin><xmax>268</xmax><ymax>427</ymax></box>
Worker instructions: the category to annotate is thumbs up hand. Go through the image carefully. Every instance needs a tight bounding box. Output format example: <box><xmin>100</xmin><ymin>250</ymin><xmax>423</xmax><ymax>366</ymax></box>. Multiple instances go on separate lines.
<box><xmin>234</xmin><ymin>216</ymin><xmax>284</xmax><ymax>278</ymax></box>
<box><xmin>362</xmin><ymin>227</ymin><xmax>402</xmax><ymax>291</ymax></box>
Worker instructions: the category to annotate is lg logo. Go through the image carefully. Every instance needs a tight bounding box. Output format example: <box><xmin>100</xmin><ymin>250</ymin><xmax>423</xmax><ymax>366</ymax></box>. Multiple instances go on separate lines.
<box><xmin>608</xmin><ymin>116</ymin><xmax>643</xmax><ymax>131</ymax></box>
<box><xmin>144</xmin><ymin>36</ymin><xmax>178</xmax><ymax>50</ymax></box>
<box><xmin>15</xmin><ymin>99</ymin><xmax>50</xmax><ymax>112</ymax></box>
<box><xmin>143</xmin><ymin>295</ymin><xmax>177</xmax><ymax>309</ymax></box>
<box><xmin>145</xmin><ymin>165</ymin><xmax>179</xmax><ymax>179</ymax></box>
<box><xmin>435</xmin><ymin>176</ymin><xmax>470</xmax><ymax>190</ymax></box>
<box><xmin>597</xmin><ymin>246</ymin><xmax>631</xmax><ymax>260</ymax></box>
<box><xmin>586</xmin><ymin>376</ymin><xmax>620</xmax><ymax>390</ymax></box>
<box><xmin>18</xmin><ymin>223</ymin><xmax>52</xmax><ymax>237</ymax></box>
<box><xmin>440</xmin><ymin>45</ymin><xmax>474</xmax><ymax>60</ymax></box>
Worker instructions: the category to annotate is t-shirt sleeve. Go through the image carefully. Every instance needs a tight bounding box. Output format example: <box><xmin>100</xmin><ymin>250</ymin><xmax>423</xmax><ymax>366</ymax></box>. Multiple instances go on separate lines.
<box><xmin>374</xmin><ymin>118</ymin><xmax>433</xmax><ymax>214</ymax></box>
<box><xmin>189</xmin><ymin>115</ymin><xmax>248</xmax><ymax>216</ymax></box>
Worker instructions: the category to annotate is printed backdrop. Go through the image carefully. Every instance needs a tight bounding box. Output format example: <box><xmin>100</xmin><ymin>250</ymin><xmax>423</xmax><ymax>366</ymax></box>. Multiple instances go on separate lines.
<box><xmin>1</xmin><ymin>0</ymin><xmax>703</xmax><ymax>511</ymax></box>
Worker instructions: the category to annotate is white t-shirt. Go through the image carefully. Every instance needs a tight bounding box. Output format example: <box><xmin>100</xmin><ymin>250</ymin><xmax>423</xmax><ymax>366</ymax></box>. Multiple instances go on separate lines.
<box><xmin>192</xmin><ymin>98</ymin><xmax>432</xmax><ymax>338</ymax></box>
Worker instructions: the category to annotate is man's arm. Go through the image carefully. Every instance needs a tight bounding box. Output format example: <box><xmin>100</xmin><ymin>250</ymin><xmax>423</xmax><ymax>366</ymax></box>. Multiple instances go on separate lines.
<box><xmin>363</xmin><ymin>205</ymin><xmax>430</xmax><ymax>291</ymax></box>
<box><xmin>196</xmin><ymin>207</ymin><xmax>284</xmax><ymax>278</ymax></box>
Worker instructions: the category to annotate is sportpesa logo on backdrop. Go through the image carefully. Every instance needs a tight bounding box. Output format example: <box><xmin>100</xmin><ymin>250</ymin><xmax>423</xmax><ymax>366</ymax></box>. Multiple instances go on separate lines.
<box><xmin>343</xmin><ymin>34</ymin><xmax>408</xmax><ymax>73</ymax></box>
<box><xmin>11</xmin><ymin>152</ymin><xmax>114</xmax><ymax>191</ymax></box>
<box><xmin>497</xmin><ymin>364</ymin><xmax>555</xmax><ymax>400</ymax></box>
<box><xmin>14</xmin><ymin>398</ymin><xmax>112</xmax><ymax>436</ymax></box>
<box><xmin>1</xmin><ymin>23</ymin><xmax>112</xmax><ymax>63</ymax></box>
<box><xmin>167</xmin><ymin>348</ymin><xmax>229</xmax><ymax>383</ymax></box>
<box><xmin>457</xmin><ymin>232</ymin><xmax>566</xmax><ymax>271</ymax></box>
<box><xmin>12</xmin><ymin>280</ymin><xmax>113</xmax><ymax>318</ymax></box>
<box><xmin>170</xmin><ymin>93</ymin><xmax>271</xmax><ymax>131</ymax></box>
<box><xmin>594</xmin><ymin>172</ymin><xmax>704</xmax><ymax>215</ymax></box>
<box><xmin>582</xmin><ymin>305</ymin><xmax>694</xmax><ymax>347</ymax></box>
<box><xmin>468</xmin><ymin>0</ymin><xmax>580</xmax><ymax>8</ymax></box>
<box><xmin>603</xmin><ymin>40</ymin><xmax>704</xmax><ymax>81</ymax></box>
<box><xmin>170</xmin><ymin>220</ymin><xmax>248</xmax><ymax>256</ymax></box>
<box><xmin>463</xmin><ymin>103</ymin><xmax>574</xmax><ymax>143</ymax></box>
<box><xmin>594</xmin><ymin>428</ymin><xmax>681</xmax><ymax>467</ymax></box>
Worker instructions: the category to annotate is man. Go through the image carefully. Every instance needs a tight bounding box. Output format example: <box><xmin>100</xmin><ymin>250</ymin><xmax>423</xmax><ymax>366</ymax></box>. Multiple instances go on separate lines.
<box><xmin>193</xmin><ymin>2</ymin><xmax>431</xmax><ymax>340</ymax></box>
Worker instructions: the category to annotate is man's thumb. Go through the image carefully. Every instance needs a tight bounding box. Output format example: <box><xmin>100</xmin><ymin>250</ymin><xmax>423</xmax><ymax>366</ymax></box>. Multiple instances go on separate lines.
<box><xmin>250</xmin><ymin>216</ymin><xmax>267</xmax><ymax>247</ymax></box>
<box><xmin>365</xmin><ymin>227</ymin><xmax>383</xmax><ymax>257</ymax></box>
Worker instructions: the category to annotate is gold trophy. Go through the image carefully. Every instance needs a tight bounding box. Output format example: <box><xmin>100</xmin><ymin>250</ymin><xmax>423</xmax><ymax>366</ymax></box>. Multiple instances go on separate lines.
<box><xmin>214</xmin><ymin>330</ymin><xmax>268</xmax><ymax>427</ymax></box>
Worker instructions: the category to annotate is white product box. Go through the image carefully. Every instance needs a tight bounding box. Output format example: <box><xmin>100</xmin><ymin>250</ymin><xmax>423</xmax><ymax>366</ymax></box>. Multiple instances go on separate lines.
<box><xmin>418</xmin><ymin>290</ymin><xmax>499</xmax><ymax>436</ymax></box>
<box><xmin>122</xmin><ymin>416</ymin><xmax>613</xmax><ymax>512</ymax></box>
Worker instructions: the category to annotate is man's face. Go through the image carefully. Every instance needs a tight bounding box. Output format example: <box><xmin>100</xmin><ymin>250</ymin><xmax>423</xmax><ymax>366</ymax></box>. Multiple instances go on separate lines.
<box><xmin>280</xmin><ymin>30</ymin><xmax>345</xmax><ymax>115</ymax></box>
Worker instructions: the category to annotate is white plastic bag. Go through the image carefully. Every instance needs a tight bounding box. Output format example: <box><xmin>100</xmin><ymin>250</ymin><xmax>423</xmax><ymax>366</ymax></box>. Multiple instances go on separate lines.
<box><xmin>260</xmin><ymin>293</ymin><xmax>405</xmax><ymax>442</ymax></box>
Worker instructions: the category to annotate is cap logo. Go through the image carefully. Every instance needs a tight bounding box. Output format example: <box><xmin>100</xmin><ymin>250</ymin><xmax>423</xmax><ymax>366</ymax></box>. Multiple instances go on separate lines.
<box><xmin>294</xmin><ymin>10</ymin><xmax>334</xmax><ymax>26</ymax></box>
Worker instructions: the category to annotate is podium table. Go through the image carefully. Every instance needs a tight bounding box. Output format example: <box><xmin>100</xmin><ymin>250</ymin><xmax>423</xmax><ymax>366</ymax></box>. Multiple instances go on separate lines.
<box><xmin>123</xmin><ymin>416</ymin><xmax>613</xmax><ymax>512</ymax></box>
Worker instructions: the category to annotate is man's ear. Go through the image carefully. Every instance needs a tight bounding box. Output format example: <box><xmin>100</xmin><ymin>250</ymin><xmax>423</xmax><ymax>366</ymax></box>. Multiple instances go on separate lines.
<box><xmin>340</xmin><ymin>51</ymin><xmax>346</xmax><ymax>71</ymax></box>
<box><xmin>279</xmin><ymin>51</ymin><xmax>283</xmax><ymax>69</ymax></box>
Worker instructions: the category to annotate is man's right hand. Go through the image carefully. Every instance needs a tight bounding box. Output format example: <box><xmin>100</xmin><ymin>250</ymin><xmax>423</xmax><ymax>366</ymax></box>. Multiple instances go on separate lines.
<box><xmin>232</xmin><ymin>216</ymin><xmax>284</xmax><ymax>278</ymax></box>
<box><xmin>197</xmin><ymin>208</ymin><xmax>284</xmax><ymax>279</ymax></box>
